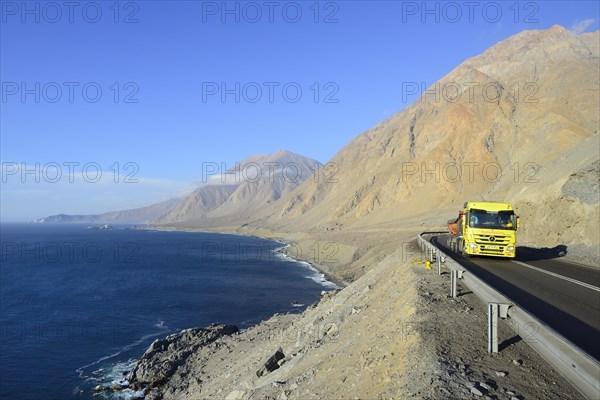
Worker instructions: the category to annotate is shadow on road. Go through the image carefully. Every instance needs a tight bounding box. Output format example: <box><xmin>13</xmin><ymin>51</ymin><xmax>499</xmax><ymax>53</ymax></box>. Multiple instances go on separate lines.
<box><xmin>517</xmin><ymin>245</ymin><xmax>568</xmax><ymax>261</ymax></box>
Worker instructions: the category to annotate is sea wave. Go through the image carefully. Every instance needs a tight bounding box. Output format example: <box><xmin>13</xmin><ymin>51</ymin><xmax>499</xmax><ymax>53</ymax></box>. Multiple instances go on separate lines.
<box><xmin>274</xmin><ymin>244</ymin><xmax>339</xmax><ymax>290</ymax></box>
<box><xmin>84</xmin><ymin>359</ymin><xmax>144</xmax><ymax>399</ymax></box>
<box><xmin>76</xmin><ymin>320</ymin><xmax>170</xmax><ymax>379</ymax></box>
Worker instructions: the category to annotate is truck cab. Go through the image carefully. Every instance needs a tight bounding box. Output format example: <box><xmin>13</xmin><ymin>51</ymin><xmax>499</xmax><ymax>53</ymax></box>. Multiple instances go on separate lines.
<box><xmin>449</xmin><ymin>201</ymin><xmax>519</xmax><ymax>258</ymax></box>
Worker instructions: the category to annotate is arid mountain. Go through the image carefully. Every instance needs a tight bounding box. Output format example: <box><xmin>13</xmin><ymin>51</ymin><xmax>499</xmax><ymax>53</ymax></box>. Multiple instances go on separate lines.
<box><xmin>246</xmin><ymin>26</ymin><xmax>599</xmax><ymax>258</ymax></box>
<box><xmin>155</xmin><ymin>150</ymin><xmax>322</xmax><ymax>224</ymax></box>
<box><xmin>35</xmin><ymin>198</ymin><xmax>180</xmax><ymax>224</ymax></box>
<box><xmin>153</xmin><ymin>184</ymin><xmax>238</xmax><ymax>224</ymax></box>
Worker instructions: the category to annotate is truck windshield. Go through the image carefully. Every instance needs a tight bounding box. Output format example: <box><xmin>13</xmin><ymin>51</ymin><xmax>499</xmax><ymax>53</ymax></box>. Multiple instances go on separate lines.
<box><xmin>468</xmin><ymin>209</ymin><xmax>516</xmax><ymax>230</ymax></box>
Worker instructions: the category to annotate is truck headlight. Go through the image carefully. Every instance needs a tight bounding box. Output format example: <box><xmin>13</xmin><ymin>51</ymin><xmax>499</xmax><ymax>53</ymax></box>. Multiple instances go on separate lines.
<box><xmin>469</xmin><ymin>243</ymin><xmax>477</xmax><ymax>249</ymax></box>
<box><xmin>507</xmin><ymin>246</ymin><xmax>515</xmax><ymax>251</ymax></box>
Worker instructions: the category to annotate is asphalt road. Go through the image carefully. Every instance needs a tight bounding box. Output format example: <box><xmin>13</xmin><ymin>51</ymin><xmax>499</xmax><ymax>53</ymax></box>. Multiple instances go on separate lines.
<box><xmin>432</xmin><ymin>235</ymin><xmax>600</xmax><ymax>361</ymax></box>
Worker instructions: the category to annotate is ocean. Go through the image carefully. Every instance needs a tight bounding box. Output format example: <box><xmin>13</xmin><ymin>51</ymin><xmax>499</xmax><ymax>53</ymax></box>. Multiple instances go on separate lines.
<box><xmin>0</xmin><ymin>224</ymin><xmax>336</xmax><ymax>399</ymax></box>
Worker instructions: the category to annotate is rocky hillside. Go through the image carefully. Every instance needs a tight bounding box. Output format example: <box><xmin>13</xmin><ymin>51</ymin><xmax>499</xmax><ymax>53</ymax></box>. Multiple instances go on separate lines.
<box><xmin>247</xmin><ymin>26</ymin><xmax>599</xmax><ymax>262</ymax></box>
<box><xmin>155</xmin><ymin>150</ymin><xmax>322</xmax><ymax>224</ymax></box>
<box><xmin>34</xmin><ymin>198</ymin><xmax>180</xmax><ymax>224</ymax></box>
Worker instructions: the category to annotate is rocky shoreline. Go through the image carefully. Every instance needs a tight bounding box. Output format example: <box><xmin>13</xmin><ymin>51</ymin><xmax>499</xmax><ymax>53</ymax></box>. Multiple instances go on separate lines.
<box><xmin>129</xmin><ymin>324</ymin><xmax>240</xmax><ymax>398</ymax></box>
<box><xmin>93</xmin><ymin>324</ymin><xmax>243</xmax><ymax>398</ymax></box>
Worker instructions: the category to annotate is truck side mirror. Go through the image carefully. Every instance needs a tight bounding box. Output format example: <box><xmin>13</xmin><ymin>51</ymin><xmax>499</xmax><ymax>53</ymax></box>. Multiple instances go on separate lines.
<box><xmin>516</xmin><ymin>216</ymin><xmax>520</xmax><ymax>230</ymax></box>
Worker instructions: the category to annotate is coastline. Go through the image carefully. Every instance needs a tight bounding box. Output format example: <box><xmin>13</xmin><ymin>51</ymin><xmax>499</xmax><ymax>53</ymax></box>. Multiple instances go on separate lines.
<box><xmin>269</xmin><ymin>238</ymin><xmax>346</xmax><ymax>289</ymax></box>
<box><xmin>91</xmin><ymin>225</ymin><xmax>341</xmax><ymax>398</ymax></box>
<box><xmin>136</xmin><ymin>224</ymin><xmax>347</xmax><ymax>289</ymax></box>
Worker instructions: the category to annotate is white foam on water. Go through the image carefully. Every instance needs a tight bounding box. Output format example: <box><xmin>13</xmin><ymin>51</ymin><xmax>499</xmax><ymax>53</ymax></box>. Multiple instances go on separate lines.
<box><xmin>73</xmin><ymin>361</ymin><xmax>145</xmax><ymax>399</ymax></box>
<box><xmin>273</xmin><ymin>244</ymin><xmax>339</xmax><ymax>289</ymax></box>
<box><xmin>76</xmin><ymin>319</ymin><xmax>172</xmax><ymax>397</ymax></box>
<box><xmin>76</xmin><ymin>320</ymin><xmax>170</xmax><ymax>379</ymax></box>
<box><xmin>82</xmin><ymin>353</ymin><xmax>156</xmax><ymax>398</ymax></box>
<box><xmin>86</xmin><ymin>359</ymin><xmax>147</xmax><ymax>399</ymax></box>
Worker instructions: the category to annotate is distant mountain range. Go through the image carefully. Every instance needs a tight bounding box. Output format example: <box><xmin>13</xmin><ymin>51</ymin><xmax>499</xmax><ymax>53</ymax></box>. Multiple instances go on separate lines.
<box><xmin>34</xmin><ymin>198</ymin><xmax>181</xmax><ymax>224</ymax></box>
<box><xmin>35</xmin><ymin>150</ymin><xmax>321</xmax><ymax>225</ymax></box>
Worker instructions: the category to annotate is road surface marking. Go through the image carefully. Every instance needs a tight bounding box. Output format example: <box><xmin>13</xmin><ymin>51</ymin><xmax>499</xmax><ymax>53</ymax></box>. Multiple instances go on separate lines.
<box><xmin>512</xmin><ymin>260</ymin><xmax>600</xmax><ymax>292</ymax></box>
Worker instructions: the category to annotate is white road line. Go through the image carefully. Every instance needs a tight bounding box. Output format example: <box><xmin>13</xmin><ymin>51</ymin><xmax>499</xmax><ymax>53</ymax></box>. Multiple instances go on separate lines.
<box><xmin>512</xmin><ymin>260</ymin><xmax>600</xmax><ymax>292</ymax></box>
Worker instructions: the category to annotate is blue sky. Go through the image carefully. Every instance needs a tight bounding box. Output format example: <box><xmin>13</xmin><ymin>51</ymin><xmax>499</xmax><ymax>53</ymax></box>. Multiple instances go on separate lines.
<box><xmin>1</xmin><ymin>1</ymin><xmax>598</xmax><ymax>221</ymax></box>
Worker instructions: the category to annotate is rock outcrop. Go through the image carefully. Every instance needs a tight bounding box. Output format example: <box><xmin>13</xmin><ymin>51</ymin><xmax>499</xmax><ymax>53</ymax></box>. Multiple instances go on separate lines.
<box><xmin>129</xmin><ymin>324</ymin><xmax>239</xmax><ymax>393</ymax></box>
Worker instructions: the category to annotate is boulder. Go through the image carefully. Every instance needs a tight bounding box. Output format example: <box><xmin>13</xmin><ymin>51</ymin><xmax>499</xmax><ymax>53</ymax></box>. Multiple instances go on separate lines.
<box><xmin>256</xmin><ymin>348</ymin><xmax>286</xmax><ymax>377</ymax></box>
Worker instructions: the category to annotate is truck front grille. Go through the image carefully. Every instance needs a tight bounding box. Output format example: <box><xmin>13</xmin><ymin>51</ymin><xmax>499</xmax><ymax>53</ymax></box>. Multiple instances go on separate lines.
<box><xmin>474</xmin><ymin>234</ymin><xmax>510</xmax><ymax>245</ymax></box>
<box><xmin>474</xmin><ymin>234</ymin><xmax>511</xmax><ymax>254</ymax></box>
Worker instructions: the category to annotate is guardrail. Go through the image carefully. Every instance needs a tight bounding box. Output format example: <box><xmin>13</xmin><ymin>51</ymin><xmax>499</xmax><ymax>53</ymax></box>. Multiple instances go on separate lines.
<box><xmin>417</xmin><ymin>232</ymin><xmax>600</xmax><ymax>400</ymax></box>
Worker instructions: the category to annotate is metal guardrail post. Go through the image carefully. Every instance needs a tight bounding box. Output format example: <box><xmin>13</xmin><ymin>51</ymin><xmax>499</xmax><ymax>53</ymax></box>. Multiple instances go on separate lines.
<box><xmin>429</xmin><ymin>247</ymin><xmax>435</xmax><ymax>263</ymax></box>
<box><xmin>488</xmin><ymin>303</ymin><xmax>511</xmax><ymax>353</ymax></box>
<box><xmin>488</xmin><ymin>303</ymin><xmax>499</xmax><ymax>353</ymax></box>
<box><xmin>436</xmin><ymin>254</ymin><xmax>442</xmax><ymax>275</ymax></box>
<box><xmin>450</xmin><ymin>270</ymin><xmax>458</xmax><ymax>298</ymax></box>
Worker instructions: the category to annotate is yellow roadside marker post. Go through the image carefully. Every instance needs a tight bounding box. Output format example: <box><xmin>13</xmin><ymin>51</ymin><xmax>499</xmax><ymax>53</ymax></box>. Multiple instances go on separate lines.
<box><xmin>412</xmin><ymin>258</ymin><xmax>432</xmax><ymax>270</ymax></box>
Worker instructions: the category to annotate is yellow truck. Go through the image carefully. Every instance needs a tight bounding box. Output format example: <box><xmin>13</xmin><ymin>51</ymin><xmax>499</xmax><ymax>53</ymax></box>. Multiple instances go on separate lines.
<box><xmin>447</xmin><ymin>201</ymin><xmax>519</xmax><ymax>258</ymax></box>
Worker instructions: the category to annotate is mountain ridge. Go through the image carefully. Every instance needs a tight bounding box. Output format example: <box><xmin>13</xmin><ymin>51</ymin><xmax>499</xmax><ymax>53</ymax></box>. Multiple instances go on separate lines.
<box><xmin>35</xmin><ymin>198</ymin><xmax>181</xmax><ymax>225</ymax></box>
<box><xmin>155</xmin><ymin>149</ymin><xmax>322</xmax><ymax>224</ymax></box>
